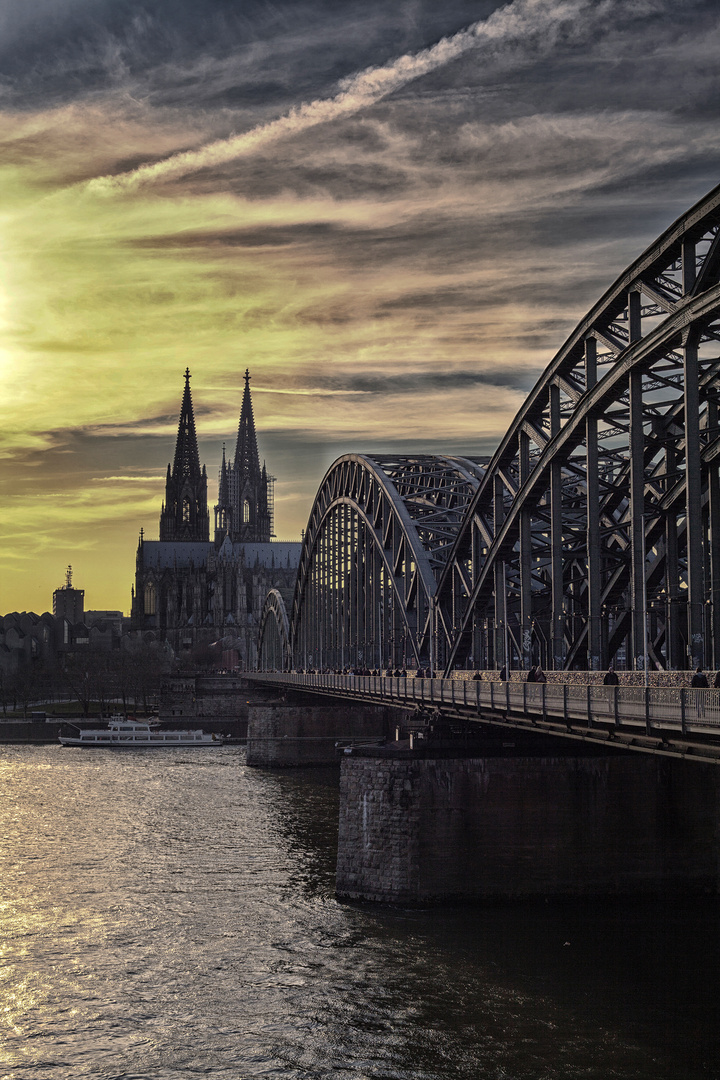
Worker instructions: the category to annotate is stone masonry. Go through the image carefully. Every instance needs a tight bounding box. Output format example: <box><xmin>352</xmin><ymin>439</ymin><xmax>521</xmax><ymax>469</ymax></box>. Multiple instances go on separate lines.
<box><xmin>159</xmin><ymin>673</ymin><xmax>258</xmax><ymax>735</ymax></box>
<box><xmin>336</xmin><ymin>751</ymin><xmax>720</xmax><ymax>903</ymax></box>
<box><xmin>246</xmin><ymin>700</ymin><xmax>391</xmax><ymax>767</ymax></box>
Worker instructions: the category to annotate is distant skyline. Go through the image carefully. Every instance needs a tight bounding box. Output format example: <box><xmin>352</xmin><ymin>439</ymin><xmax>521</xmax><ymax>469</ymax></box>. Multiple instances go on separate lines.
<box><xmin>2</xmin><ymin>0</ymin><xmax>720</xmax><ymax>614</ymax></box>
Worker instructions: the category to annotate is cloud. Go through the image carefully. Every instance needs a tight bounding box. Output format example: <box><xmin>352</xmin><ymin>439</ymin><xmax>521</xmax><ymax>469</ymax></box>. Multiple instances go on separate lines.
<box><xmin>84</xmin><ymin>0</ymin><xmax>619</xmax><ymax>195</ymax></box>
<box><xmin>3</xmin><ymin>0</ymin><xmax>720</xmax><ymax>613</ymax></box>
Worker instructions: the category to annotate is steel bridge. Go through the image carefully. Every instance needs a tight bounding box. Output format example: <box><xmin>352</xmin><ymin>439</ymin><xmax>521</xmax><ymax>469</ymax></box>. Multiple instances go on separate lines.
<box><xmin>260</xmin><ymin>183</ymin><xmax>720</xmax><ymax>681</ymax></box>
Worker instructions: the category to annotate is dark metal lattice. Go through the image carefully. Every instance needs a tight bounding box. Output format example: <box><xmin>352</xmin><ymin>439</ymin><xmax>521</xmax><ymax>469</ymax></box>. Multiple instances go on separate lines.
<box><xmin>260</xmin><ymin>183</ymin><xmax>720</xmax><ymax>676</ymax></box>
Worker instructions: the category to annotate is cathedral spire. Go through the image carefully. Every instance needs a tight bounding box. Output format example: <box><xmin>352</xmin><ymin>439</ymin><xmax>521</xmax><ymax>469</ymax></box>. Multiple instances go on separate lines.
<box><xmin>234</xmin><ymin>369</ymin><xmax>261</xmax><ymax>481</ymax></box>
<box><xmin>219</xmin><ymin>444</ymin><xmax>230</xmax><ymax>504</ymax></box>
<box><xmin>214</xmin><ymin>443</ymin><xmax>232</xmax><ymax>545</ymax></box>
<box><xmin>159</xmin><ymin>369</ymin><xmax>210</xmax><ymax>542</ymax></box>
<box><xmin>228</xmin><ymin>369</ymin><xmax>271</xmax><ymax>541</ymax></box>
<box><xmin>172</xmin><ymin>368</ymin><xmax>203</xmax><ymax>484</ymax></box>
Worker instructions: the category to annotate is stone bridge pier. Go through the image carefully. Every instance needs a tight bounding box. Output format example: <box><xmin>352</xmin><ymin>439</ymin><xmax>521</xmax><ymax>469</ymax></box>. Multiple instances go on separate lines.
<box><xmin>245</xmin><ymin>691</ymin><xmax>394</xmax><ymax>767</ymax></box>
<box><xmin>336</xmin><ymin>734</ymin><xmax>720</xmax><ymax>903</ymax></box>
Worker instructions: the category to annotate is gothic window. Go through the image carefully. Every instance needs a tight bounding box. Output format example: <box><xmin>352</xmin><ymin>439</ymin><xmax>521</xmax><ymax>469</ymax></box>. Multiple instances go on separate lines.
<box><xmin>183</xmin><ymin>499</ymin><xmax>191</xmax><ymax>523</ymax></box>
<box><xmin>243</xmin><ymin>499</ymin><xmax>251</xmax><ymax>524</ymax></box>
<box><xmin>144</xmin><ymin>582</ymin><xmax>157</xmax><ymax>615</ymax></box>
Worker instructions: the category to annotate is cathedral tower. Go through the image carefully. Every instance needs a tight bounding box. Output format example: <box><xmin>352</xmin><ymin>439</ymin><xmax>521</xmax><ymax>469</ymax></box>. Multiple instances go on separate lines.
<box><xmin>159</xmin><ymin>369</ymin><xmax>210</xmax><ymax>542</ymax></box>
<box><xmin>228</xmin><ymin>370</ymin><xmax>272</xmax><ymax>542</ymax></box>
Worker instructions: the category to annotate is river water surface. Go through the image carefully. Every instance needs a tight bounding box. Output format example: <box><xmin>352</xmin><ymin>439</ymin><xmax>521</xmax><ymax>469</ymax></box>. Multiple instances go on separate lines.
<box><xmin>1</xmin><ymin>745</ymin><xmax>719</xmax><ymax>1079</ymax></box>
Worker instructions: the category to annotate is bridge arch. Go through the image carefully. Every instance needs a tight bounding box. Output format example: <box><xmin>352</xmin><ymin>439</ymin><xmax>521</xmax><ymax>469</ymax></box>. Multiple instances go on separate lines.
<box><xmin>290</xmin><ymin>455</ymin><xmax>483</xmax><ymax>671</ymax></box>
<box><xmin>434</xmin><ymin>182</ymin><xmax>720</xmax><ymax>675</ymax></box>
<box><xmin>258</xmin><ymin>588</ymin><xmax>291</xmax><ymax>671</ymax></box>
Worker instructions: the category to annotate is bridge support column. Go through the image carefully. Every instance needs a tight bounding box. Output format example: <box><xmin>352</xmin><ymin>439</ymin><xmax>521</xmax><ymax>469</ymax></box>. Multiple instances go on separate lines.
<box><xmin>337</xmin><ymin>749</ymin><xmax>720</xmax><ymax>903</ymax></box>
<box><xmin>246</xmin><ymin>697</ymin><xmax>391</xmax><ymax>767</ymax></box>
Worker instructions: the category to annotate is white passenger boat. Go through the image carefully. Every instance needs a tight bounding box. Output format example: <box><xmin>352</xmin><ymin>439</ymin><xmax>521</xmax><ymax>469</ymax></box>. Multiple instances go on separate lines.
<box><xmin>58</xmin><ymin>715</ymin><xmax>226</xmax><ymax>748</ymax></box>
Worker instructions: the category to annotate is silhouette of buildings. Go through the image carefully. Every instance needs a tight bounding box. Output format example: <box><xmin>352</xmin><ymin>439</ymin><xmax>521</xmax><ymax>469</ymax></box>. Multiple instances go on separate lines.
<box><xmin>131</xmin><ymin>369</ymin><xmax>300</xmax><ymax>666</ymax></box>
<box><xmin>0</xmin><ymin>596</ymin><xmax>125</xmax><ymax>679</ymax></box>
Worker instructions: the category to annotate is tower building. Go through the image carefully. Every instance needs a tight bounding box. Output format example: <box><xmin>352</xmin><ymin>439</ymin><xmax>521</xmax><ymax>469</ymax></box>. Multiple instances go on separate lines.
<box><xmin>214</xmin><ymin>371</ymin><xmax>274</xmax><ymax>544</ymax></box>
<box><xmin>228</xmin><ymin>370</ymin><xmax>273</xmax><ymax>542</ymax></box>
<box><xmin>53</xmin><ymin>565</ymin><xmax>84</xmax><ymax>623</ymax></box>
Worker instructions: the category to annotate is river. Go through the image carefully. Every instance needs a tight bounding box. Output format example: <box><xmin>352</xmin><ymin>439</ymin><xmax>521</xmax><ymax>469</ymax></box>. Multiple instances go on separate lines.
<box><xmin>0</xmin><ymin>745</ymin><xmax>718</xmax><ymax>1079</ymax></box>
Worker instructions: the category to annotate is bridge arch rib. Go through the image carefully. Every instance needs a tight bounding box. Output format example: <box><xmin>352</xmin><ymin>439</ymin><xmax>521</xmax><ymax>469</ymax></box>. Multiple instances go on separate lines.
<box><xmin>435</xmin><ymin>182</ymin><xmax>720</xmax><ymax>676</ymax></box>
<box><xmin>258</xmin><ymin>588</ymin><xmax>291</xmax><ymax>671</ymax></box>
<box><xmin>289</xmin><ymin>455</ymin><xmax>484</xmax><ymax>671</ymax></box>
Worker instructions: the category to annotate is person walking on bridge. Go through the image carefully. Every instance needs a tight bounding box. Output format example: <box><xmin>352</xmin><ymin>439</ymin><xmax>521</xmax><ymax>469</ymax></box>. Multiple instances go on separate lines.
<box><xmin>692</xmin><ymin>666</ymin><xmax>709</xmax><ymax>719</ymax></box>
<box><xmin>691</xmin><ymin>667</ymin><xmax>709</xmax><ymax>688</ymax></box>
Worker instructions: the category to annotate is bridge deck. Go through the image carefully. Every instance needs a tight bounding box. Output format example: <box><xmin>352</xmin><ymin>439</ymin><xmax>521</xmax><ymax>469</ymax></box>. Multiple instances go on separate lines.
<box><xmin>246</xmin><ymin>673</ymin><xmax>720</xmax><ymax>764</ymax></box>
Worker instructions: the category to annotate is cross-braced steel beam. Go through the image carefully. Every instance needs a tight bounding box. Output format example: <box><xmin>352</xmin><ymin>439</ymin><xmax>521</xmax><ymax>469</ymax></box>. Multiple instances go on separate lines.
<box><xmin>437</xmin><ymin>183</ymin><xmax>720</xmax><ymax>675</ymax></box>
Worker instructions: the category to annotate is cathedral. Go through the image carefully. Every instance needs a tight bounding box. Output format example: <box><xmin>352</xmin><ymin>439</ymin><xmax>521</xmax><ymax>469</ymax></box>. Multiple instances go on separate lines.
<box><xmin>131</xmin><ymin>369</ymin><xmax>301</xmax><ymax>666</ymax></box>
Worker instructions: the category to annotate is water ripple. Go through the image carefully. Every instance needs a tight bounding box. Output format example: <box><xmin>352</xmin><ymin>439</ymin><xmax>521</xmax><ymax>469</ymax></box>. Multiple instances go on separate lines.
<box><xmin>0</xmin><ymin>745</ymin><xmax>718</xmax><ymax>1078</ymax></box>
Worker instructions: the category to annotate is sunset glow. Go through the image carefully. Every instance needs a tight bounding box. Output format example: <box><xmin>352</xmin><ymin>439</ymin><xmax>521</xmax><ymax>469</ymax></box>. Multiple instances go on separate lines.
<box><xmin>2</xmin><ymin>0</ymin><xmax>720</xmax><ymax>613</ymax></box>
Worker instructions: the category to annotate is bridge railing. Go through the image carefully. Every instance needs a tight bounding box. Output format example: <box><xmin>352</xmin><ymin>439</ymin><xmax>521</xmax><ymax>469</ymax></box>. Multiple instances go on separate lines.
<box><xmin>251</xmin><ymin>672</ymin><xmax>720</xmax><ymax>737</ymax></box>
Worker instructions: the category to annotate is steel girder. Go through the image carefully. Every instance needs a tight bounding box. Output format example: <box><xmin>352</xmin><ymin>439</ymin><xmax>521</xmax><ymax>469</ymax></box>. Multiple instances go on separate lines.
<box><xmin>436</xmin><ymin>182</ymin><xmax>720</xmax><ymax>675</ymax></box>
<box><xmin>258</xmin><ymin>588</ymin><xmax>291</xmax><ymax>670</ymax></box>
<box><xmin>289</xmin><ymin>454</ymin><xmax>484</xmax><ymax>671</ymax></box>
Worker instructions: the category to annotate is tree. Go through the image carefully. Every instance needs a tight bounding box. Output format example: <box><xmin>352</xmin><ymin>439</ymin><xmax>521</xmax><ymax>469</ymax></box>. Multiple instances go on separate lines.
<box><xmin>117</xmin><ymin>638</ymin><xmax>174</xmax><ymax>713</ymax></box>
<box><xmin>58</xmin><ymin>653</ymin><xmax>96</xmax><ymax>716</ymax></box>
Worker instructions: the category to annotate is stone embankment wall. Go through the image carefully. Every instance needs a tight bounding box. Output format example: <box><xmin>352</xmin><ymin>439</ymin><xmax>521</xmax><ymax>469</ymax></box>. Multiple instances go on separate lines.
<box><xmin>160</xmin><ymin>674</ymin><xmax>258</xmax><ymax>735</ymax></box>
<box><xmin>0</xmin><ymin>720</ymin><xmax>68</xmax><ymax>744</ymax></box>
<box><xmin>246</xmin><ymin>700</ymin><xmax>392</xmax><ymax>767</ymax></box>
<box><xmin>336</xmin><ymin>751</ymin><xmax>720</xmax><ymax>903</ymax></box>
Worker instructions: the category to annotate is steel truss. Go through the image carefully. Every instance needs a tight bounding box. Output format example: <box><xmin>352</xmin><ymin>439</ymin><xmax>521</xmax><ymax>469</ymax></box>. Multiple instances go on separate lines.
<box><xmin>437</xmin><ymin>183</ymin><xmax>720</xmax><ymax>674</ymax></box>
<box><xmin>259</xmin><ymin>455</ymin><xmax>484</xmax><ymax>671</ymax></box>
<box><xmin>259</xmin><ymin>183</ymin><xmax>720</xmax><ymax>677</ymax></box>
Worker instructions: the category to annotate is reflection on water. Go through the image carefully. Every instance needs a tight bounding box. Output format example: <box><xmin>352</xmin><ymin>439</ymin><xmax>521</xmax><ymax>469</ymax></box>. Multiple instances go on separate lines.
<box><xmin>0</xmin><ymin>745</ymin><xmax>718</xmax><ymax>1079</ymax></box>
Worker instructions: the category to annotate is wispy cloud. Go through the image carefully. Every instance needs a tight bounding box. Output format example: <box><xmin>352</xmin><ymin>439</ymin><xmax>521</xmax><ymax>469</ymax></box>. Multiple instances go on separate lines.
<box><xmin>85</xmin><ymin>0</ymin><xmax>610</xmax><ymax>195</ymax></box>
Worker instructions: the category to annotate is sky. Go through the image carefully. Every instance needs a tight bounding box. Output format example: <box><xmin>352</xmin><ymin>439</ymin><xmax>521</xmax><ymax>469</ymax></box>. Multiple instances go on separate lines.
<box><xmin>2</xmin><ymin>0</ymin><xmax>720</xmax><ymax>615</ymax></box>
